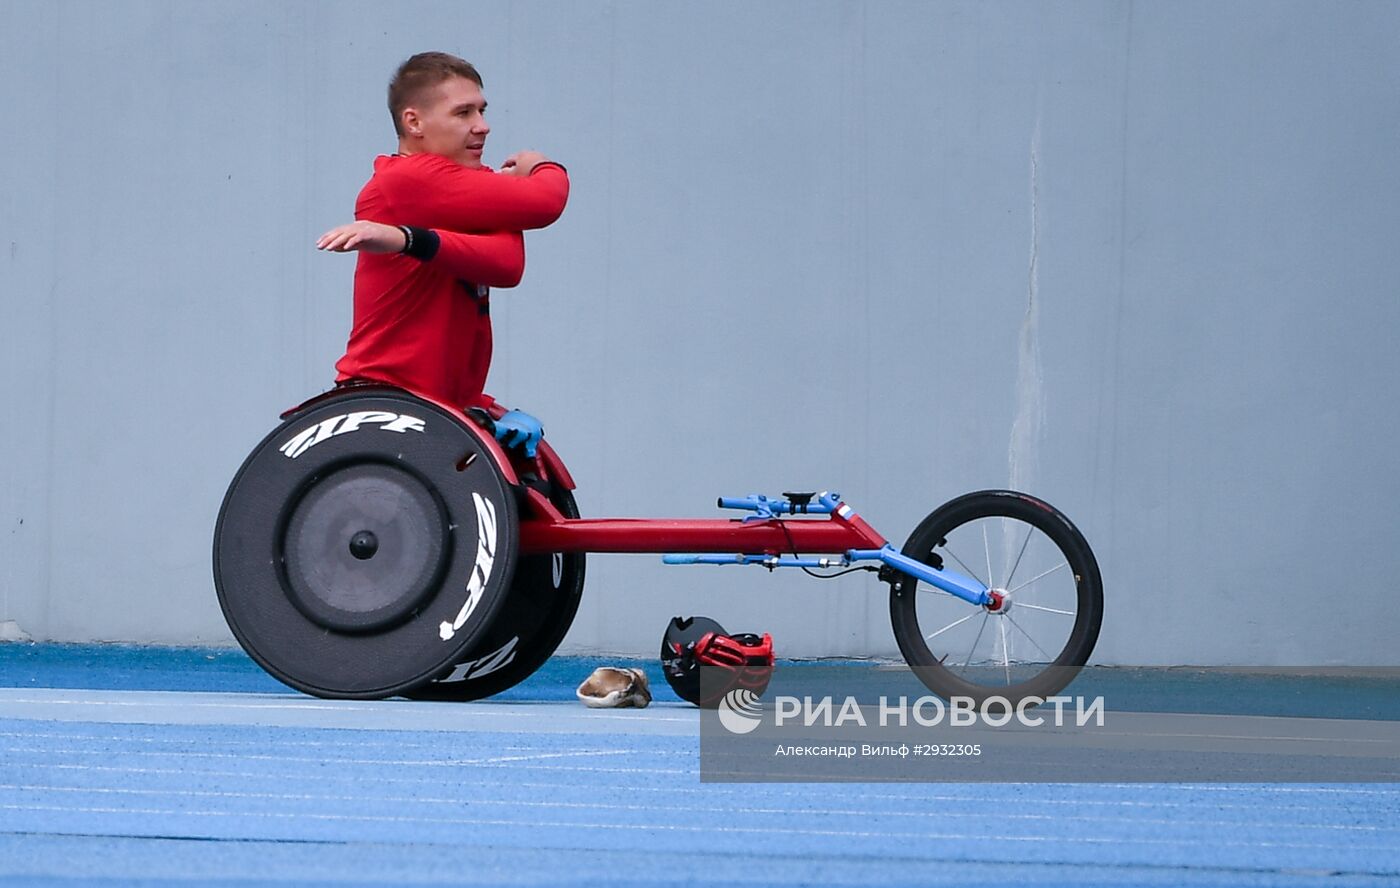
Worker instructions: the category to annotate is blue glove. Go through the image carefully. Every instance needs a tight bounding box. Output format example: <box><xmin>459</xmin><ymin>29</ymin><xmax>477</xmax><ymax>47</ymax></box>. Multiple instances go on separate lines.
<box><xmin>493</xmin><ymin>409</ymin><xmax>543</xmax><ymax>458</ymax></box>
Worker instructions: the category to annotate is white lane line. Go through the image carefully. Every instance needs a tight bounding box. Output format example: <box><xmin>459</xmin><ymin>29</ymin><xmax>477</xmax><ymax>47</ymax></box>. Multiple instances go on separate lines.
<box><xmin>472</xmin><ymin>750</ymin><xmax>639</xmax><ymax>765</ymax></box>
<box><xmin>7</xmin><ymin>725</ymin><xmax>1396</xmax><ymax>752</ymax></box>
<box><xmin>2</xmin><ymin>699</ymin><xmax>372</xmax><ymax>712</ymax></box>
<box><xmin>12</xmin><ymin>743</ymin><xmax>1380</xmax><ymax>785</ymax></box>
<box><xmin>0</xmin><ymin>730</ymin><xmax>688</xmax><ymax>760</ymax></box>
<box><xmin>1079</xmin><ymin>783</ymin><xmax>1400</xmax><ymax>796</ymax></box>
<box><xmin>1</xmin><ymin>783</ymin><xmax>1396</xmax><ymax>833</ymax></box>
<box><xmin>0</xmin><ymin>729</ymin><xmax>632</xmax><ymax>754</ymax></box>
<box><xmin>9</xmin><ymin>762</ymin><xmax>709</xmax><ymax>791</ymax></box>
<box><xmin>4</xmin><ymin>802</ymin><xmax>1399</xmax><ymax>852</ymax></box>
<box><xmin>0</xmin><ymin>744</ymin><xmax>657</xmax><ymax>769</ymax></box>
<box><xmin>0</xmin><ymin>697</ymin><xmax>693</xmax><ymax>723</ymax></box>
<box><xmin>1089</xmin><ymin>730</ymin><xmax>1397</xmax><ymax>746</ymax></box>
<box><xmin>4</xmin><ymin>761</ymin><xmax>1395</xmax><ymax>808</ymax></box>
<box><xmin>3</xmin><ymin>757</ymin><xmax>697</xmax><ymax>777</ymax></box>
<box><xmin>0</xmin><ymin>738</ymin><xmax>695</xmax><ymax>773</ymax></box>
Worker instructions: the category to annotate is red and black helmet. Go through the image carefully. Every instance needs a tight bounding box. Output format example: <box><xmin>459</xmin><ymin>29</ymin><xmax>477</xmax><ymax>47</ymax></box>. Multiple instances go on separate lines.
<box><xmin>661</xmin><ymin>616</ymin><xmax>774</xmax><ymax>708</ymax></box>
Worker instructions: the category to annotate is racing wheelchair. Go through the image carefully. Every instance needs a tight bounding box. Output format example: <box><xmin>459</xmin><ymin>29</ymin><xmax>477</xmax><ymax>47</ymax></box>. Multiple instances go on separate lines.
<box><xmin>213</xmin><ymin>384</ymin><xmax>1103</xmax><ymax>706</ymax></box>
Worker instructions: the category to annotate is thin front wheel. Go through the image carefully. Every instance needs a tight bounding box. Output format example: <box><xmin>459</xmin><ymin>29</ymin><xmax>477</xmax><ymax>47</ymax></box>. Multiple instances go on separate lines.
<box><xmin>889</xmin><ymin>490</ymin><xmax>1102</xmax><ymax>706</ymax></box>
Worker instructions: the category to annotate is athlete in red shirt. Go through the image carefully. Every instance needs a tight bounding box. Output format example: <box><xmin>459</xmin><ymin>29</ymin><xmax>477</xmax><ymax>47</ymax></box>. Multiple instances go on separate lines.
<box><xmin>318</xmin><ymin>52</ymin><xmax>568</xmax><ymax>434</ymax></box>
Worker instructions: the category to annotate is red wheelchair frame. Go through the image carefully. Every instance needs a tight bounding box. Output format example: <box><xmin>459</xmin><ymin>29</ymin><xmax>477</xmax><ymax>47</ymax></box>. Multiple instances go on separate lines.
<box><xmin>241</xmin><ymin>384</ymin><xmax>1103</xmax><ymax>706</ymax></box>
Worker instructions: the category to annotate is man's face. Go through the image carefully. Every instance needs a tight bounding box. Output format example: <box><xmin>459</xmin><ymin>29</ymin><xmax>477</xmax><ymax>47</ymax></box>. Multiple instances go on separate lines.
<box><xmin>407</xmin><ymin>76</ymin><xmax>490</xmax><ymax>168</ymax></box>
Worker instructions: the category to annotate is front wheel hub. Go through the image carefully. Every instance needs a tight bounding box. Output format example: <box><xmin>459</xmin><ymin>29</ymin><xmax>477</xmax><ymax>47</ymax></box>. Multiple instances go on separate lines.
<box><xmin>984</xmin><ymin>589</ymin><xmax>1009</xmax><ymax>613</ymax></box>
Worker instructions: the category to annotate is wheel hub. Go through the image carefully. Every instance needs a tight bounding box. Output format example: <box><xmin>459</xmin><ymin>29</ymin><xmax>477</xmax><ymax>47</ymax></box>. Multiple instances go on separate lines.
<box><xmin>348</xmin><ymin>530</ymin><xmax>379</xmax><ymax>560</ymax></box>
<box><xmin>281</xmin><ymin>462</ymin><xmax>449</xmax><ymax>633</ymax></box>
<box><xmin>984</xmin><ymin>589</ymin><xmax>1010</xmax><ymax>614</ymax></box>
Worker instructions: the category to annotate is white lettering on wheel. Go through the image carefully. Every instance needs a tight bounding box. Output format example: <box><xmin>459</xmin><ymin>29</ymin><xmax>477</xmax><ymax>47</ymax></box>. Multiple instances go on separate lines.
<box><xmin>440</xmin><ymin>492</ymin><xmax>498</xmax><ymax>641</ymax></box>
<box><xmin>278</xmin><ymin>411</ymin><xmax>426</xmax><ymax>459</ymax></box>
<box><xmin>437</xmin><ymin>636</ymin><xmax>520</xmax><ymax>682</ymax></box>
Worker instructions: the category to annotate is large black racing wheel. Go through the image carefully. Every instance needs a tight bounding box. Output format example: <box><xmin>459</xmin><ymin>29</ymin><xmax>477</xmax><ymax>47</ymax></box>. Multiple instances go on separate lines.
<box><xmin>213</xmin><ymin>386</ymin><xmax>518</xmax><ymax>700</ymax></box>
<box><xmin>407</xmin><ymin>482</ymin><xmax>585</xmax><ymax>701</ymax></box>
<box><xmin>889</xmin><ymin>490</ymin><xmax>1103</xmax><ymax>706</ymax></box>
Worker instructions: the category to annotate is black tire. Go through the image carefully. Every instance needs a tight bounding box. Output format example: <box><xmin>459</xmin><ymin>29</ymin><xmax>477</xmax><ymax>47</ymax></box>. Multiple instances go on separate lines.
<box><xmin>407</xmin><ymin>484</ymin><xmax>585</xmax><ymax>701</ymax></box>
<box><xmin>213</xmin><ymin>387</ymin><xmax>519</xmax><ymax>700</ymax></box>
<box><xmin>889</xmin><ymin>490</ymin><xmax>1102</xmax><ymax>706</ymax></box>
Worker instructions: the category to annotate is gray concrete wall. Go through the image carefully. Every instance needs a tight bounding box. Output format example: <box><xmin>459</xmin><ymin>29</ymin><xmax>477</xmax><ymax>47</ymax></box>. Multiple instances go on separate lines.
<box><xmin>2</xmin><ymin>0</ymin><xmax>1397</xmax><ymax>665</ymax></box>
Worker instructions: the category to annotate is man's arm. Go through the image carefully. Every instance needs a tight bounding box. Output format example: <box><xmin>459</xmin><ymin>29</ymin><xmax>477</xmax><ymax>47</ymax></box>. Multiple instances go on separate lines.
<box><xmin>426</xmin><ymin>229</ymin><xmax>524</xmax><ymax>287</ymax></box>
<box><xmin>428</xmin><ymin>226</ymin><xmax>523</xmax><ymax>285</ymax></box>
<box><xmin>316</xmin><ymin>222</ymin><xmax>525</xmax><ymax>288</ymax></box>
<box><xmin>380</xmin><ymin>153</ymin><xmax>569</xmax><ymax>233</ymax></box>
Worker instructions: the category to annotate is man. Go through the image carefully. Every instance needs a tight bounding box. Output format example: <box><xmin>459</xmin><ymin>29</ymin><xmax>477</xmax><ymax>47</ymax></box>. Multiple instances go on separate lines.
<box><xmin>317</xmin><ymin>52</ymin><xmax>568</xmax><ymax>456</ymax></box>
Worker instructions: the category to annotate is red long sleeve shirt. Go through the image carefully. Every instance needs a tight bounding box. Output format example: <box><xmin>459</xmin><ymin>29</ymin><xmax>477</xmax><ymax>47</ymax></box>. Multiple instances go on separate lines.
<box><xmin>334</xmin><ymin>153</ymin><xmax>569</xmax><ymax>408</ymax></box>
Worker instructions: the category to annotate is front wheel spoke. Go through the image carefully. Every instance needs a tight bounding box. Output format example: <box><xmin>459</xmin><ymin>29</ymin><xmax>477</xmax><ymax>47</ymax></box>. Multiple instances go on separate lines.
<box><xmin>1005</xmin><ymin>561</ymin><xmax>1068</xmax><ymax>598</ymax></box>
<box><xmin>1016</xmin><ymin>602</ymin><xmax>1075</xmax><ymax>617</ymax></box>
<box><xmin>1005</xmin><ymin>526</ymin><xmax>1034</xmax><ymax>589</ymax></box>
<box><xmin>941</xmin><ymin>546</ymin><xmax>986</xmax><ymax>588</ymax></box>
<box><xmin>1006</xmin><ymin>613</ymin><xmax>1055</xmax><ymax>661</ymax></box>
<box><xmin>982</xmin><ymin>523</ymin><xmax>994</xmax><ymax>590</ymax></box>
<box><xmin>924</xmin><ymin>611</ymin><xmax>977</xmax><ymax>642</ymax></box>
<box><xmin>999</xmin><ymin>618</ymin><xmax>1011</xmax><ymax>685</ymax></box>
<box><xmin>960</xmin><ymin>613</ymin><xmax>991</xmax><ymax>670</ymax></box>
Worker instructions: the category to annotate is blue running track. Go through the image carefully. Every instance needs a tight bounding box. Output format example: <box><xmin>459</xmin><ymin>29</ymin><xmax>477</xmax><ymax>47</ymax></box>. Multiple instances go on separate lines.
<box><xmin>1</xmin><ymin>646</ymin><xmax>1398</xmax><ymax>886</ymax></box>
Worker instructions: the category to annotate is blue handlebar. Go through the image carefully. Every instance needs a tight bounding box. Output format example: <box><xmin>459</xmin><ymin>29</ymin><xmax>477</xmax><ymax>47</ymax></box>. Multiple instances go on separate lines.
<box><xmin>717</xmin><ymin>493</ymin><xmax>839</xmax><ymax>517</ymax></box>
<box><xmin>663</xmin><ymin>553</ymin><xmax>852</xmax><ymax>569</ymax></box>
<box><xmin>663</xmin><ymin>554</ymin><xmax>750</xmax><ymax>565</ymax></box>
<box><xmin>662</xmin><ymin>554</ymin><xmax>705</xmax><ymax>565</ymax></box>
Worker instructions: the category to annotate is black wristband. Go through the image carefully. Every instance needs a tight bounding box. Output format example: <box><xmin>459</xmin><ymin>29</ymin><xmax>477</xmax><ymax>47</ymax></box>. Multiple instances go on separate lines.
<box><xmin>398</xmin><ymin>225</ymin><xmax>440</xmax><ymax>261</ymax></box>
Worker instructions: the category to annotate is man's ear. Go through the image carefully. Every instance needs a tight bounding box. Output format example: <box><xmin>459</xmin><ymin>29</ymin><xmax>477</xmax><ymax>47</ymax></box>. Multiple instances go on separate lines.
<box><xmin>401</xmin><ymin>107</ymin><xmax>422</xmax><ymax>137</ymax></box>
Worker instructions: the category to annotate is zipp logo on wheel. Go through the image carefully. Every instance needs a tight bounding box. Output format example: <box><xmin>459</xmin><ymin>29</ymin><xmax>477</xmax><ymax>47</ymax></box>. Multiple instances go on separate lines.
<box><xmin>440</xmin><ymin>492</ymin><xmax>499</xmax><ymax>642</ymax></box>
<box><xmin>437</xmin><ymin>636</ymin><xmax>519</xmax><ymax>682</ymax></box>
<box><xmin>279</xmin><ymin>411</ymin><xmax>426</xmax><ymax>459</ymax></box>
<box><xmin>717</xmin><ymin>689</ymin><xmax>764</xmax><ymax>734</ymax></box>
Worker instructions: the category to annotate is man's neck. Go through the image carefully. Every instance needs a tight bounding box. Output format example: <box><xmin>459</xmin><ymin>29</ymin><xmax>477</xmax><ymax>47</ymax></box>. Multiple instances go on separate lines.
<box><xmin>393</xmin><ymin>144</ymin><xmax>482</xmax><ymax>169</ymax></box>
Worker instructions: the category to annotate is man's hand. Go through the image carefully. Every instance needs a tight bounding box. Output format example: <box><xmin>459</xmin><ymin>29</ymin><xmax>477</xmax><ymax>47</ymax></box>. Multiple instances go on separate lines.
<box><xmin>316</xmin><ymin>221</ymin><xmax>407</xmax><ymax>253</ymax></box>
<box><xmin>499</xmin><ymin>151</ymin><xmax>552</xmax><ymax>177</ymax></box>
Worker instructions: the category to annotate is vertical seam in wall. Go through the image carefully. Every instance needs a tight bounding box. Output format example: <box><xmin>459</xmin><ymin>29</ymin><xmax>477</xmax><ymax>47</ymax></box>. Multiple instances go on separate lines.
<box><xmin>1009</xmin><ymin>109</ymin><xmax>1044</xmax><ymax>498</ymax></box>
<box><xmin>301</xmin><ymin>2</ymin><xmax>312</xmax><ymax>392</ymax></box>
<box><xmin>496</xmin><ymin>0</ymin><xmax>516</xmax><ymax>395</ymax></box>
<box><xmin>845</xmin><ymin>0</ymin><xmax>868</xmax><ymax>649</ymax></box>
<box><xmin>858</xmin><ymin>0</ymin><xmax>870</xmax><ymax>497</ymax></box>
<box><xmin>39</xmin><ymin>2</ymin><xmax>62</xmax><ymax>641</ymax></box>
<box><xmin>858</xmin><ymin>0</ymin><xmax>874</xmax><ymax>654</ymax></box>
<box><xmin>595</xmin><ymin>0</ymin><xmax>619</xmax><ymax>643</ymax></box>
<box><xmin>42</xmin><ymin>273</ymin><xmax>58</xmax><ymax>640</ymax></box>
<box><xmin>1104</xmin><ymin>0</ymin><xmax>1135</xmax><ymax>569</ymax></box>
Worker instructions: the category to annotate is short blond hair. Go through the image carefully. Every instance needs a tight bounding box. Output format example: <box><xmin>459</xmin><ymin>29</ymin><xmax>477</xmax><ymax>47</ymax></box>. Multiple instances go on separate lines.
<box><xmin>388</xmin><ymin>52</ymin><xmax>483</xmax><ymax>137</ymax></box>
